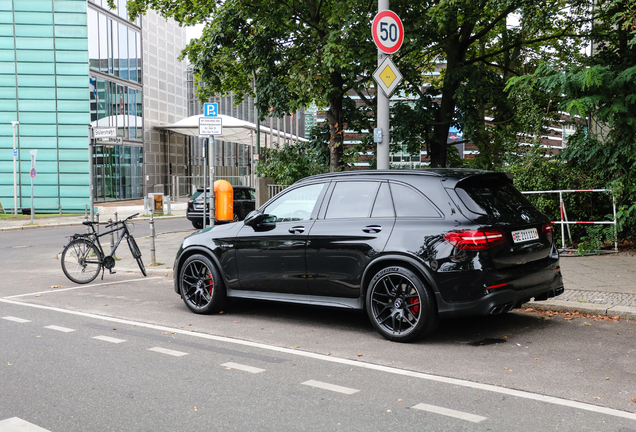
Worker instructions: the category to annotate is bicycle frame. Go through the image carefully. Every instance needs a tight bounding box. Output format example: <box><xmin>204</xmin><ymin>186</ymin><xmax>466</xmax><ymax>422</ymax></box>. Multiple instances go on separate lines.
<box><xmin>75</xmin><ymin>220</ymin><xmax>133</xmax><ymax>265</ymax></box>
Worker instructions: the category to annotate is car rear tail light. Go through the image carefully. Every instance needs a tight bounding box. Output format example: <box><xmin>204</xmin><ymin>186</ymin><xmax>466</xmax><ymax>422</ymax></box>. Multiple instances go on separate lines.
<box><xmin>444</xmin><ymin>230</ymin><xmax>506</xmax><ymax>250</ymax></box>
<box><xmin>543</xmin><ymin>223</ymin><xmax>553</xmax><ymax>237</ymax></box>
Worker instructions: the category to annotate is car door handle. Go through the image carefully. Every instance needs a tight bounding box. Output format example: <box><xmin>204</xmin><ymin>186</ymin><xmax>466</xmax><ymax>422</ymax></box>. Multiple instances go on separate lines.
<box><xmin>362</xmin><ymin>225</ymin><xmax>382</xmax><ymax>233</ymax></box>
<box><xmin>289</xmin><ymin>226</ymin><xmax>305</xmax><ymax>234</ymax></box>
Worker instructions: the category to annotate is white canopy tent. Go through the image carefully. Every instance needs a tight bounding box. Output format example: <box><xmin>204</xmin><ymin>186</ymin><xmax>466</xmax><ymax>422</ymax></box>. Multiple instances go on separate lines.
<box><xmin>158</xmin><ymin>114</ymin><xmax>307</xmax><ymax>146</ymax></box>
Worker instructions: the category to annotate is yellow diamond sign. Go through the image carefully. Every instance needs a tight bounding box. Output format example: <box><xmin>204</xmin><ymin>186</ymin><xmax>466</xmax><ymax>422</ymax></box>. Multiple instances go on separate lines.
<box><xmin>373</xmin><ymin>56</ymin><xmax>402</xmax><ymax>97</ymax></box>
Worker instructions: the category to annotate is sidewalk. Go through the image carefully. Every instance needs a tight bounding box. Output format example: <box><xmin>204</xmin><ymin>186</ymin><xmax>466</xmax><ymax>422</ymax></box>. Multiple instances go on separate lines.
<box><xmin>2</xmin><ymin>205</ymin><xmax>636</xmax><ymax>321</ymax></box>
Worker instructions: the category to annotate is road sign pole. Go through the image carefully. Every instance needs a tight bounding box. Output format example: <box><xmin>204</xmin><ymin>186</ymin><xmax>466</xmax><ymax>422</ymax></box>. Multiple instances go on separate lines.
<box><xmin>203</xmin><ymin>138</ymin><xmax>207</xmax><ymax>229</ymax></box>
<box><xmin>12</xmin><ymin>121</ymin><xmax>19</xmax><ymax>215</ymax></box>
<box><xmin>30</xmin><ymin>152</ymin><xmax>35</xmax><ymax>224</ymax></box>
<box><xmin>377</xmin><ymin>0</ymin><xmax>390</xmax><ymax>170</ymax></box>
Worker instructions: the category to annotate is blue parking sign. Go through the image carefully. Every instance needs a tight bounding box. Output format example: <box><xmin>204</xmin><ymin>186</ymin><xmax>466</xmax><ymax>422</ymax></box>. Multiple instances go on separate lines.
<box><xmin>13</xmin><ymin>149</ymin><xmax>17</xmax><ymax>157</ymax></box>
<box><xmin>204</xmin><ymin>103</ymin><xmax>218</xmax><ymax>117</ymax></box>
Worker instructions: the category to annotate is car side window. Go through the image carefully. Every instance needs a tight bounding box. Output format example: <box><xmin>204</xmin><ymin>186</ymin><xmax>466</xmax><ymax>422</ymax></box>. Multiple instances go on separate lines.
<box><xmin>263</xmin><ymin>183</ymin><xmax>326</xmax><ymax>222</ymax></box>
<box><xmin>325</xmin><ymin>181</ymin><xmax>380</xmax><ymax>219</ymax></box>
<box><xmin>235</xmin><ymin>189</ymin><xmax>246</xmax><ymax>200</ymax></box>
<box><xmin>390</xmin><ymin>182</ymin><xmax>441</xmax><ymax>217</ymax></box>
<box><xmin>371</xmin><ymin>182</ymin><xmax>394</xmax><ymax>217</ymax></box>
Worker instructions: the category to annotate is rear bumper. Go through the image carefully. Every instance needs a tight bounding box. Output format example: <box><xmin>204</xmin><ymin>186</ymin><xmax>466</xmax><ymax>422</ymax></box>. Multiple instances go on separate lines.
<box><xmin>436</xmin><ymin>260</ymin><xmax>564</xmax><ymax>318</ymax></box>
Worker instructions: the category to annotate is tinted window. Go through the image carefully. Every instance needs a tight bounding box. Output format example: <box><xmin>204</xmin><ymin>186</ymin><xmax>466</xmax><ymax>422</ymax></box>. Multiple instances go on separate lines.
<box><xmin>371</xmin><ymin>182</ymin><xmax>394</xmax><ymax>217</ymax></box>
<box><xmin>235</xmin><ymin>189</ymin><xmax>246</xmax><ymax>200</ymax></box>
<box><xmin>456</xmin><ymin>176</ymin><xmax>532</xmax><ymax>217</ymax></box>
<box><xmin>390</xmin><ymin>183</ymin><xmax>440</xmax><ymax>217</ymax></box>
<box><xmin>325</xmin><ymin>182</ymin><xmax>379</xmax><ymax>219</ymax></box>
<box><xmin>263</xmin><ymin>183</ymin><xmax>325</xmax><ymax>222</ymax></box>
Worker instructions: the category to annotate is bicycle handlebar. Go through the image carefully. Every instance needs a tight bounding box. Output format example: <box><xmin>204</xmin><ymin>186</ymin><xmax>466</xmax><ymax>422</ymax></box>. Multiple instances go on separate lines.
<box><xmin>105</xmin><ymin>213</ymin><xmax>139</xmax><ymax>228</ymax></box>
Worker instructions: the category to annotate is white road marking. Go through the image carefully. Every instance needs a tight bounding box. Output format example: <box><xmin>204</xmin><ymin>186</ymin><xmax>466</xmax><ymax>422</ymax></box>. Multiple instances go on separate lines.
<box><xmin>0</xmin><ymin>417</ymin><xmax>51</xmax><ymax>431</ymax></box>
<box><xmin>412</xmin><ymin>403</ymin><xmax>487</xmax><ymax>423</ymax></box>
<box><xmin>148</xmin><ymin>347</ymin><xmax>188</xmax><ymax>357</ymax></box>
<box><xmin>221</xmin><ymin>362</ymin><xmax>265</xmax><ymax>373</ymax></box>
<box><xmin>302</xmin><ymin>380</ymin><xmax>359</xmax><ymax>395</ymax></box>
<box><xmin>44</xmin><ymin>325</ymin><xmax>75</xmax><ymax>333</ymax></box>
<box><xmin>2</xmin><ymin>316</ymin><xmax>31</xmax><ymax>323</ymax></box>
<box><xmin>3</xmin><ymin>298</ymin><xmax>636</xmax><ymax>422</ymax></box>
<box><xmin>92</xmin><ymin>335</ymin><xmax>126</xmax><ymax>344</ymax></box>
<box><xmin>3</xmin><ymin>277</ymin><xmax>162</xmax><ymax>298</ymax></box>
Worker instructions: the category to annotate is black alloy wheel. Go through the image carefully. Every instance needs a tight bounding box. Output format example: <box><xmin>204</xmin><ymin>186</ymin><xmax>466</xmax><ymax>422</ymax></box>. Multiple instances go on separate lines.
<box><xmin>366</xmin><ymin>266</ymin><xmax>438</xmax><ymax>342</ymax></box>
<box><xmin>179</xmin><ymin>254</ymin><xmax>226</xmax><ymax>314</ymax></box>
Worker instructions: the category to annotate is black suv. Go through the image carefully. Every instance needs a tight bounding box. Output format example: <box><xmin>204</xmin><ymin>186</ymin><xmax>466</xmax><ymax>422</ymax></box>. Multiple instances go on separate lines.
<box><xmin>186</xmin><ymin>185</ymin><xmax>256</xmax><ymax>229</ymax></box>
<box><xmin>173</xmin><ymin>169</ymin><xmax>564</xmax><ymax>342</ymax></box>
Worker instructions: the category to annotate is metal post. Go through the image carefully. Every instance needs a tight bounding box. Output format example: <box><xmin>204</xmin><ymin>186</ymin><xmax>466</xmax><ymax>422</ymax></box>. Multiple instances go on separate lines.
<box><xmin>253</xmin><ymin>71</ymin><xmax>260</xmax><ymax>174</ymax></box>
<box><xmin>175</xmin><ymin>176</ymin><xmax>179</xmax><ymax>203</ymax></box>
<box><xmin>203</xmin><ymin>138</ymin><xmax>207</xmax><ymax>229</ymax></box>
<box><xmin>210</xmin><ymin>137</ymin><xmax>215</xmax><ymax>227</ymax></box>
<box><xmin>612</xmin><ymin>192</ymin><xmax>618</xmax><ymax>252</ymax></box>
<box><xmin>11</xmin><ymin>121</ymin><xmax>19</xmax><ymax>216</ymax></box>
<box><xmin>166</xmin><ymin>196</ymin><xmax>171</xmax><ymax>215</ymax></box>
<box><xmin>559</xmin><ymin>192</ymin><xmax>565</xmax><ymax>250</ymax></box>
<box><xmin>109</xmin><ymin>218</ymin><xmax>114</xmax><ymax>252</ymax></box>
<box><xmin>376</xmin><ymin>0</ymin><xmax>390</xmax><ymax>170</ymax></box>
<box><xmin>88</xmin><ymin>126</ymin><xmax>95</xmax><ymax>222</ymax></box>
<box><xmin>95</xmin><ymin>212</ymin><xmax>100</xmax><ymax>234</ymax></box>
<box><xmin>150</xmin><ymin>213</ymin><xmax>156</xmax><ymax>266</ymax></box>
<box><xmin>144</xmin><ymin>196</ymin><xmax>148</xmax><ymax>215</ymax></box>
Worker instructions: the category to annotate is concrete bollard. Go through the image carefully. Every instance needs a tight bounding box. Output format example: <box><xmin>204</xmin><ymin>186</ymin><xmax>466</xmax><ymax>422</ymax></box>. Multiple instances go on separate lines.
<box><xmin>149</xmin><ymin>213</ymin><xmax>156</xmax><ymax>266</ymax></box>
<box><xmin>166</xmin><ymin>196</ymin><xmax>171</xmax><ymax>215</ymax></box>
<box><xmin>95</xmin><ymin>213</ymin><xmax>100</xmax><ymax>234</ymax></box>
<box><xmin>144</xmin><ymin>196</ymin><xmax>148</xmax><ymax>215</ymax></box>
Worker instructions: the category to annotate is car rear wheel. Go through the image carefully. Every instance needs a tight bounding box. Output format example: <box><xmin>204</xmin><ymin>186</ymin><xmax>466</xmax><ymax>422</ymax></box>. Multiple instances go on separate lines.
<box><xmin>366</xmin><ymin>266</ymin><xmax>438</xmax><ymax>342</ymax></box>
<box><xmin>179</xmin><ymin>254</ymin><xmax>226</xmax><ymax>314</ymax></box>
<box><xmin>191</xmin><ymin>220</ymin><xmax>203</xmax><ymax>229</ymax></box>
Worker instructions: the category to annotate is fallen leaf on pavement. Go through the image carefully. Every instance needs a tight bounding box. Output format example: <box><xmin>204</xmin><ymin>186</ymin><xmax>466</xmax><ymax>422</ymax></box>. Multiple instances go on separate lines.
<box><xmin>34</xmin><ymin>294</ymin><xmax>41</xmax><ymax>297</ymax></box>
<box><xmin>232</xmin><ymin>320</ymin><xmax>241</xmax><ymax>323</ymax></box>
<box><xmin>50</xmin><ymin>285</ymin><xmax>63</xmax><ymax>288</ymax></box>
<box><xmin>358</xmin><ymin>353</ymin><xmax>363</xmax><ymax>357</ymax></box>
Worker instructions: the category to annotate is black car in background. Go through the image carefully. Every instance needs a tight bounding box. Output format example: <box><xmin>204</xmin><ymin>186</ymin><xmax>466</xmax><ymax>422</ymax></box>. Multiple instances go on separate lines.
<box><xmin>186</xmin><ymin>185</ymin><xmax>256</xmax><ymax>229</ymax></box>
<box><xmin>174</xmin><ymin>169</ymin><xmax>564</xmax><ymax>342</ymax></box>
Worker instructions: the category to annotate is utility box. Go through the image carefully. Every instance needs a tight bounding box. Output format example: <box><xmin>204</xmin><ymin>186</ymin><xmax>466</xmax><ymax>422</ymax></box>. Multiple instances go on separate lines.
<box><xmin>214</xmin><ymin>180</ymin><xmax>234</xmax><ymax>222</ymax></box>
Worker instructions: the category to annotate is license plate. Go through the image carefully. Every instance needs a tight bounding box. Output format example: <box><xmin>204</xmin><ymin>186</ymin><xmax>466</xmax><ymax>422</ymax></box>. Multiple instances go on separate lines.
<box><xmin>194</xmin><ymin>203</ymin><xmax>203</xmax><ymax>210</ymax></box>
<box><xmin>511</xmin><ymin>228</ymin><xmax>539</xmax><ymax>243</ymax></box>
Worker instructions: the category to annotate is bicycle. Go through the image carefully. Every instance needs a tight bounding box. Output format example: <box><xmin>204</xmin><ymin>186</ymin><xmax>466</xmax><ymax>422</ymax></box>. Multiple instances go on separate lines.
<box><xmin>61</xmin><ymin>213</ymin><xmax>147</xmax><ymax>284</ymax></box>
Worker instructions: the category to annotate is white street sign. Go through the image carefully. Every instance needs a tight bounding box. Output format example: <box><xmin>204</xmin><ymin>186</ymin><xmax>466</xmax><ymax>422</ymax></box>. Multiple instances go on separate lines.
<box><xmin>372</xmin><ymin>10</ymin><xmax>404</xmax><ymax>54</ymax></box>
<box><xmin>92</xmin><ymin>127</ymin><xmax>117</xmax><ymax>139</ymax></box>
<box><xmin>199</xmin><ymin>117</ymin><xmax>223</xmax><ymax>136</ymax></box>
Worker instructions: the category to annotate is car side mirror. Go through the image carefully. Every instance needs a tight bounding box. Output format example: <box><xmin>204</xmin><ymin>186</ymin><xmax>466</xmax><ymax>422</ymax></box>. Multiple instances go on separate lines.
<box><xmin>244</xmin><ymin>211</ymin><xmax>277</xmax><ymax>230</ymax></box>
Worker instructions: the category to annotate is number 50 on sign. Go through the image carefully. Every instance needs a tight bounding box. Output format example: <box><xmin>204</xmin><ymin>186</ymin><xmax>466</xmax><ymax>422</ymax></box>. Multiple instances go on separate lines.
<box><xmin>371</xmin><ymin>10</ymin><xmax>404</xmax><ymax>54</ymax></box>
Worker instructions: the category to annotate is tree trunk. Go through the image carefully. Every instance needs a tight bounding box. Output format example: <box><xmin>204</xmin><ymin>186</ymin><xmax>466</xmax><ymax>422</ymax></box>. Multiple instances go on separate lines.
<box><xmin>326</xmin><ymin>73</ymin><xmax>345</xmax><ymax>172</ymax></box>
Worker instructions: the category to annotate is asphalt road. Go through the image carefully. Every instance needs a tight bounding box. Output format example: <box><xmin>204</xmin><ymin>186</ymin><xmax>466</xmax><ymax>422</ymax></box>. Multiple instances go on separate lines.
<box><xmin>1</xmin><ymin>222</ymin><xmax>636</xmax><ymax>431</ymax></box>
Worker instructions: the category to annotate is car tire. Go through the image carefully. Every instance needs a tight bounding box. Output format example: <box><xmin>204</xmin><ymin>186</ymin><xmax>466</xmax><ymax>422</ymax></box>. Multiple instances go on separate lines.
<box><xmin>365</xmin><ymin>266</ymin><xmax>439</xmax><ymax>342</ymax></box>
<box><xmin>179</xmin><ymin>254</ymin><xmax>227</xmax><ymax>314</ymax></box>
<box><xmin>191</xmin><ymin>220</ymin><xmax>203</xmax><ymax>229</ymax></box>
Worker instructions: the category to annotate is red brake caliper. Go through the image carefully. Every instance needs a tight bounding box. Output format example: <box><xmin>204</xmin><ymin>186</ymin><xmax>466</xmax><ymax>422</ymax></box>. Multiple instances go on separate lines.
<box><xmin>409</xmin><ymin>297</ymin><xmax>420</xmax><ymax>315</ymax></box>
<box><xmin>208</xmin><ymin>273</ymin><xmax>214</xmax><ymax>294</ymax></box>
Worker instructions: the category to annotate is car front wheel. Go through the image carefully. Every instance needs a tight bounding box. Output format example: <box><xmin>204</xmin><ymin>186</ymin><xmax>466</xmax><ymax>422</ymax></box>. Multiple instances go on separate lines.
<box><xmin>366</xmin><ymin>266</ymin><xmax>438</xmax><ymax>342</ymax></box>
<box><xmin>179</xmin><ymin>254</ymin><xmax>226</xmax><ymax>314</ymax></box>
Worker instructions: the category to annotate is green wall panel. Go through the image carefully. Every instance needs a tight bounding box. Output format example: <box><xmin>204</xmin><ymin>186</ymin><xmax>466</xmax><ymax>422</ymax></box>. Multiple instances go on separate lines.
<box><xmin>58</xmin><ymin>112</ymin><xmax>86</xmax><ymax>124</ymax></box>
<box><xmin>17</xmin><ymin>137</ymin><xmax>56</xmax><ymax>148</ymax></box>
<box><xmin>0</xmin><ymin>60</ymin><xmax>14</xmax><ymax>73</ymax></box>
<box><xmin>56</xmin><ymin>51</ymin><xmax>87</xmax><ymax>63</ymax></box>
<box><xmin>14</xmin><ymin>12</ymin><xmax>53</xmax><ymax>25</ymax></box>
<box><xmin>16</xmin><ymin>50</ymin><xmax>55</xmax><ymax>62</ymax></box>
<box><xmin>0</xmin><ymin>98</ymin><xmax>16</xmax><ymax>110</ymax></box>
<box><xmin>58</xmin><ymin>125</ymin><xmax>89</xmax><ymax>137</ymax></box>
<box><xmin>57</xmin><ymin>75</ymin><xmax>88</xmax><ymax>87</ymax></box>
<box><xmin>0</xmin><ymin>2</ymin><xmax>12</xmax><ymax>12</ymax></box>
<box><xmin>54</xmin><ymin>2</ymin><xmax>87</xmax><ymax>13</ymax></box>
<box><xmin>57</xmin><ymin>88</ymin><xmax>87</xmax><ymax>100</ymax></box>
<box><xmin>18</xmin><ymin>112</ymin><xmax>57</xmax><ymax>124</ymax></box>
<box><xmin>0</xmin><ymin>23</ymin><xmax>13</xmax><ymax>36</ymax></box>
<box><xmin>14</xmin><ymin>1</ymin><xmax>53</xmax><ymax>12</ymax></box>
<box><xmin>15</xmin><ymin>37</ymin><xmax>54</xmax><ymax>50</ymax></box>
<box><xmin>55</xmin><ymin>25</ymin><xmax>87</xmax><ymax>38</ymax></box>
<box><xmin>0</xmin><ymin>112</ymin><xmax>18</xmax><ymax>123</ymax></box>
<box><xmin>18</xmin><ymin>124</ymin><xmax>56</xmax><ymax>136</ymax></box>
<box><xmin>59</xmin><ymin>137</ymin><xmax>88</xmax><ymax>148</ymax></box>
<box><xmin>57</xmin><ymin>100</ymin><xmax>89</xmax><ymax>112</ymax></box>
<box><xmin>0</xmin><ymin>36</ymin><xmax>14</xmax><ymax>49</ymax></box>
<box><xmin>59</xmin><ymin>162</ymin><xmax>88</xmax><ymax>173</ymax></box>
<box><xmin>17</xmin><ymin>74</ymin><xmax>55</xmax><ymax>87</ymax></box>
<box><xmin>0</xmin><ymin>87</ymin><xmax>16</xmax><ymax>98</ymax></box>
<box><xmin>59</xmin><ymin>176</ymin><xmax>89</xmax><ymax>186</ymax></box>
<box><xmin>0</xmin><ymin>124</ymin><xmax>13</xmax><ymax>135</ymax></box>
<box><xmin>19</xmin><ymin>99</ymin><xmax>56</xmax><ymax>112</ymax></box>
<box><xmin>56</xmin><ymin>63</ymin><xmax>86</xmax><ymax>75</ymax></box>
<box><xmin>54</xmin><ymin>13</ymin><xmax>86</xmax><ymax>26</ymax></box>
<box><xmin>0</xmin><ymin>12</ymin><xmax>12</xmax><ymax>23</ymax></box>
<box><xmin>18</xmin><ymin>87</ymin><xmax>56</xmax><ymax>99</ymax></box>
<box><xmin>0</xmin><ymin>73</ymin><xmax>17</xmax><ymax>86</ymax></box>
<box><xmin>17</xmin><ymin>62</ymin><xmax>55</xmax><ymax>75</ymax></box>
<box><xmin>60</xmin><ymin>185</ymin><xmax>89</xmax><ymax>197</ymax></box>
<box><xmin>53</xmin><ymin>38</ymin><xmax>86</xmax><ymax>50</ymax></box>
<box><xmin>0</xmin><ymin>50</ymin><xmax>14</xmax><ymax>61</ymax></box>
<box><xmin>15</xmin><ymin>24</ymin><xmax>54</xmax><ymax>38</ymax></box>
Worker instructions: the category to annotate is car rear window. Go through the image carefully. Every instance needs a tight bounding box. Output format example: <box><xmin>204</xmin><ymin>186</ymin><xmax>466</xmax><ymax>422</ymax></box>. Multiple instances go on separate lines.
<box><xmin>455</xmin><ymin>175</ymin><xmax>533</xmax><ymax>217</ymax></box>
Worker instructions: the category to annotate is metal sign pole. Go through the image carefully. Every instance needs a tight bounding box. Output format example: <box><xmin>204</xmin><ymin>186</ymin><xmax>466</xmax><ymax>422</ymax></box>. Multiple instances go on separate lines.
<box><xmin>210</xmin><ymin>136</ymin><xmax>215</xmax><ymax>227</ymax></box>
<box><xmin>11</xmin><ymin>121</ymin><xmax>19</xmax><ymax>215</ymax></box>
<box><xmin>203</xmin><ymin>138</ymin><xmax>207</xmax><ymax>229</ymax></box>
<box><xmin>377</xmin><ymin>0</ymin><xmax>390</xmax><ymax>170</ymax></box>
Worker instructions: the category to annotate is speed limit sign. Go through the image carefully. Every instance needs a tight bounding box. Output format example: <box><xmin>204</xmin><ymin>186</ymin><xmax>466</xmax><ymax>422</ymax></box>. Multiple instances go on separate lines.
<box><xmin>371</xmin><ymin>10</ymin><xmax>404</xmax><ymax>54</ymax></box>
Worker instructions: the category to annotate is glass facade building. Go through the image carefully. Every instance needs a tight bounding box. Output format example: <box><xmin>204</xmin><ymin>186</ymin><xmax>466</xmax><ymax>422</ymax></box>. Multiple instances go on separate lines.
<box><xmin>0</xmin><ymin>0</ymin><xmax>188</xmax><ymax>211</ymax></box>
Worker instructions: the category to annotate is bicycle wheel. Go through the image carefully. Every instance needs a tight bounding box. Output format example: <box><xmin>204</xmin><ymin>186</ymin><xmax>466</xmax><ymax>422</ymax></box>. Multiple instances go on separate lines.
<box><xmin>127</xmin><ymin>235</ymin><xmax>147</xmax><ymax>277</ymax></box>
<box><xmin>61</xmin><ymin>238</ymin><xmax>102</xmax><ymax>284</ymax></box>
